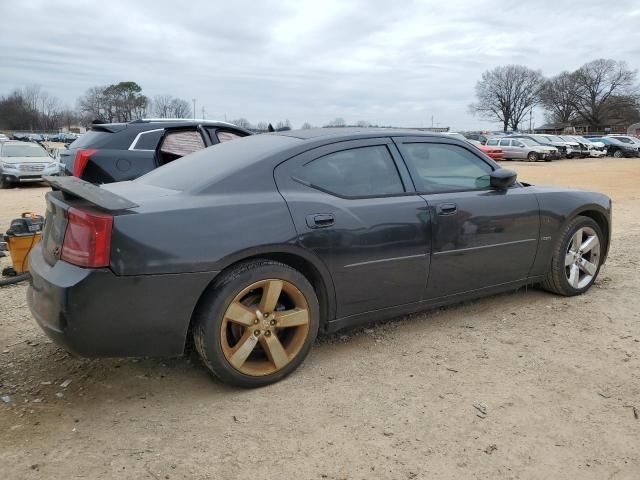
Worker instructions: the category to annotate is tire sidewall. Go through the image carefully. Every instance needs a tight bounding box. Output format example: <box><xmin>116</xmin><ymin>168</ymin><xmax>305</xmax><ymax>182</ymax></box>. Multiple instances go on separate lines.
<box><xmin>195</xmin><ymin>261</ymin><xmax>320</xmax><ymax>388</ymax></box>
<box><xmin>528</xmin><ymin>152</ymin><xmax>538</xmax><ymax>162</ymax></box>
<box><xmin>556</xmin><ymin>217</ymin><xmax>604</xmax><ymax>295</ymax></box>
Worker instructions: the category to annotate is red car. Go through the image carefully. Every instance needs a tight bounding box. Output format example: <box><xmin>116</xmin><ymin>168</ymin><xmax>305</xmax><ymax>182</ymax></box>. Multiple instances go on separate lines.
<box><xmin>469</xmin><ymin>139</ymin><xmax>504</xmax><ymax>160</ymax></box>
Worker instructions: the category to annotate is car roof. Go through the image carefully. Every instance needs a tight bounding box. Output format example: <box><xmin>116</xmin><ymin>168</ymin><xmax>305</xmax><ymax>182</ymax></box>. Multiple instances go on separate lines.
<box><xmin>273</xmin><ymin>127</ymin><xmax>444</xmax><ymax>141</ymax></box>
<box><xmin>90</xmin><ymin>119</ymin><xmax>250</xmax><ymax>134</ymax></box>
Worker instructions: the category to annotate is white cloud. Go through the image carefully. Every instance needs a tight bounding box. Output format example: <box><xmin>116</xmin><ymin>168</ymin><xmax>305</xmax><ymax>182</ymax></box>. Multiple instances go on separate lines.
<box><xmin>0</xmin><ymin>0</ymin><xmax>638</xmax><ymax>130</ymax></box>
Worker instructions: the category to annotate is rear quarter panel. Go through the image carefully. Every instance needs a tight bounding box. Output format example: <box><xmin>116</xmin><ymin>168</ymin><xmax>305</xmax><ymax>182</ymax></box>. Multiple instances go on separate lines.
<box><xmin>109</xmin><ymin>190</ymin><xmax>299</xmax><ymax>276</ymax></box>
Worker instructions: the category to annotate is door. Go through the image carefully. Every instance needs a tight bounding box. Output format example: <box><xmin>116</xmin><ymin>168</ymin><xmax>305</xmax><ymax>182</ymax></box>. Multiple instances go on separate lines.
<box><xmin>498</xmin><ymin>138</ymin><xmax>518</xmax><ymax>159</ymax></box>
<box><xmin>393</xmin><ymin>137</ymin><xmax>540</xmax><ymax>299</ymax></box>
<box><xmin>275</xmin><ymin>138</ymin><xmax>431</xmax><ymax>318</ymax></box>
<box><xmin>511</xmin><ymin>140</ymin><xmax>529</xmax><ymax>159</ymax></box>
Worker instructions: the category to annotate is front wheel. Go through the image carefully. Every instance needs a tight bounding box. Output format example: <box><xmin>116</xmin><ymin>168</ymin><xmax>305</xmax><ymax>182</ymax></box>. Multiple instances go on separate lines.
<box><xmin>541</xmin><ymin>216</ymin><xmax>604</xmax><ymax>296</ymax></box>
<box><xmin>0</xmin><ymin>176</ymin><xmax>13</xmax><ymax>189</ymax></box>
<box><xmin>193</xmin><ymin>259</ymin><xmax>319</xmax><ymax>387</ymax></box>
<box><xmin>527</xmin><ymin>152</ymin><xmax>539</xmax><ymax>162</ymax></box>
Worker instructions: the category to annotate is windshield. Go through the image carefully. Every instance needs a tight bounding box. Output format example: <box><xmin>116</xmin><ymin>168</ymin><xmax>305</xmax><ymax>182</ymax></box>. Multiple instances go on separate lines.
<box><xmin>1</xmin><ymin>143</ymin><xmax>49</xmax><ymax>158</ymax></box>
<box><xmin>518</xmin><ymin>138</ymin><xmax>538</xmax><ymax>147</ymax></box>
<box><xmin>543</xmin><ymin>135</ymin><xmax>564</xmax><ymax>143</ymax></box>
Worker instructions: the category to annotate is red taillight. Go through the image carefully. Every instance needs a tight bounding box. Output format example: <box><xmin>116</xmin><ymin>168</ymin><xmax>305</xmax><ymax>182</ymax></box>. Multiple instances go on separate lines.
<box><xmin>61</xmin><ymin>208</ymin><xmax>113</xmax><ymax>268</ymax></box>
<box><xmin>73</xmin><ymin>149</ymin><xmax>97</xmax><ymax>177</ymax></box>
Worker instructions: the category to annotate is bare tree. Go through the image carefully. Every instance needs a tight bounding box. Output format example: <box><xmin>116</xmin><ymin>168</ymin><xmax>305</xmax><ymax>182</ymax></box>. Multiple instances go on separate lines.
<box><xmin>540</xmin><ymin>72</ymin><xmax>578</xmax><ymax>124</ymax></box>
<box><xmin>356</xmin><ymin>120</ymin><xmax>371</xmax><ymax>128</ymax></box>
<box><xmin>470</xmin><ymin>65</ymin><xmax>544</xmax><ymax>132</ymax></box>
<box><xmin>328</xmin><ymin>117</ymin><xmax>346</xmax><ymax>127</ymax></box>
<box><xmin>255</xmin><ymin>121</ymin><xmax>268</xmax><ymax>132</ymax></box>
<box><xmin>232</xmin><ymin>118</ymin><xmax>252</xmax><ymax>129</ymax></box>
<box><xmin>152</xmin><ymin>94</ymin><xmax>173</xmax><ymax>118</ymax></box>
<box><xmin>301</xmin><ymin>122</ymin><xmax>312</xmax><ymax>129</ymax></box>
<box><xmin>169</xmin><ymin>98</ymin><xmax>191</xmax><ymax>118</ymax></box>
<box><xmin>570</xmin><ymin>59</ymin><xmax>638</xmax><ymax>130</ymax></box>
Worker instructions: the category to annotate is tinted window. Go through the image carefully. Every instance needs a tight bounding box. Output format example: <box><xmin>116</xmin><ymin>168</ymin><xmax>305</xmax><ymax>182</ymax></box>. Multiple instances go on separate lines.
<box><xmin>160</xmin><ymin>130</ymin><xmax>205</xmax><ymax>156</ymax></box>
<box><xmin>499</xmin><ymin>139</ymin><xmax>510</xmax><ymax>147</ymax></box>
<box><xmin>295</xmin><ymin>145</ymin><xmax>404</xmax><ymax>198</ymax></box>
<box><xmin>486</xmin><ymin>139</ymin><xmax>499</xmax><ymax>146</ymax></box>
<box><xmin>68</xmin><ymin>131</ymin><xmax>113</xmax><ymax>149</ymax></box>
<box><xmin>133</xmin><ymin>129</ymin><xmax>163</xmax><ymax>150</ymax></box>
<box><xmin>399</xmin><ymin>143</ymin><xmax>492</xmax><ymax>193</ymax></box>
<box><xmin>514</xmin><ymin>141</ymin><xmax>525</xmax><ymax>147</ymax></box>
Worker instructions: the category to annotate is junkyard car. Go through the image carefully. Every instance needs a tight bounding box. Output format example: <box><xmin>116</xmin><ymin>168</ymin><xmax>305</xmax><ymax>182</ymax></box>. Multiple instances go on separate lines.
<box><xmin>28</xmin><ymin>129</ymin><xmax>611</xmax><ymax>387</ymax></box>
<box><xmin>0</xmin><ymin>141</ymin><xmax>60</xmax><ymax>188</ymax></box>
<box><xmin>486</xmin><ymin>137</ymin><xmax>558</xmax><ymax>161</ymax></box>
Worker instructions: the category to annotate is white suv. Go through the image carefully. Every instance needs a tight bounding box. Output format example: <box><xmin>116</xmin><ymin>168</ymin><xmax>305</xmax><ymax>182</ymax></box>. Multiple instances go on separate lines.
<box><xmin>0</xmin><ymin>141</ymin><xmax>60</xmax><ymax>188</ymax></box>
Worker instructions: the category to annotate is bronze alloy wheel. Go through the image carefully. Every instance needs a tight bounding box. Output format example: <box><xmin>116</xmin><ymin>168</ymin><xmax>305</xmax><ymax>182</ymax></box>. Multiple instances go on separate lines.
<box><xmin>220</xmin><ymin>279</ymin><xmax>310</xmax><ymax>376</ymax></box>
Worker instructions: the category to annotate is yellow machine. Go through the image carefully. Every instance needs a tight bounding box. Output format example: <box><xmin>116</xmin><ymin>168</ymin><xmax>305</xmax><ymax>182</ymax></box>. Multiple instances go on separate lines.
<box><xmin>2</xmin><ymin>212</ymin><xmax>44</xmax><ymax>276</ymax></box>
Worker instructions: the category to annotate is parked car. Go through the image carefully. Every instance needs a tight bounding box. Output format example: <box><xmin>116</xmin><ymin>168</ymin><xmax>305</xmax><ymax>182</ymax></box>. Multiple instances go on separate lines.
<box><xmin>608</xmin><ymin>134</ymin><xmax>640</xmax><ymax>148</ymax></box>
<box><xmin>28</xmin><ymin>129</ymin><xmax>611</xmax><ymax>387</ymax></box>
<box><xmin>486</xmin><ymin>137</ymin><xmax>558</xmax><ymax>161</ymax></box>
<box><xmin>557</xmin><ymin>136</ymin><xmax>589</xmax><ymax>158</ymax></box>
<box><xmin>0</xmin><ymin>133</ymin><xmax>9</xmax><ymax>142</ymax></box>
<box><xmin>60</xmin><ymin>119</ymin><xmax>252</xmax><ymax>184</ymax></box>
<box><xmin>0</xmin><ymin>141</ymin><xmax>60</xmax><ymax>188</ymax></box>
<box><xmin>590</xmin><ymin>137</ymin><xmax>639</xmax><ymax>158</ymax></box>
<box><xmin>565</xmin><ymin>135</ymin><xmax>606</xmax><ymax>158</ymax></box>
<box><xmin>444</xmin><ymin>133</ymin><xmax>504</xmax><ymax>160</ymax></box>
<box><xmin>509</xmin><ymin>134</ymin><xmax>567</xmax><ymax>158</ymax></box>
<box><xmin>463</xmin><ymin>132</ymin><xmax>489</xmax><ymax>144</ymax></box>
<box><xmin>467</xmin><ymin>139</ymin><xmax>504</xmax><ymax>160</ymax></box>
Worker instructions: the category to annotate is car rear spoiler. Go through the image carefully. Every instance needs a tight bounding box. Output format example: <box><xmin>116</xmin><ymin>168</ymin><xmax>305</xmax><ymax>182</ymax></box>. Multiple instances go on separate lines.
<box><xmin>44</xmin><ymin>176</ymin><xmax>139</xmax><ymax>211</ymax></box>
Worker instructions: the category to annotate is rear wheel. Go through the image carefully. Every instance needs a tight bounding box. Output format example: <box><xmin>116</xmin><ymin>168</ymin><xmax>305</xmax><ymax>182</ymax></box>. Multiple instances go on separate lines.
<box><xmin>541</xmin><ymin>216</ymin><xmax>604</xmax><ymax>296</ymax></box>
<box><xmin>613</xmin><ymin>149</ymin><xmax>624</xmax><ymax>158</ymax></box>
<box><xmin>193</xmin><ymin>259</ymin><xmax>319</xmax><ymax>387</ymax></box>
<box><xmin>527</xmin><ymin>152</ymin><xmax>538</xmax><ymax>162</ymax></box>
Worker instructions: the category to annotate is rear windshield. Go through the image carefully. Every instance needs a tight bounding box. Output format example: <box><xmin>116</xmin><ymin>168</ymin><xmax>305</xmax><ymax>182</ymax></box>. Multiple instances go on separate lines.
<box><xmin>137</xmin><ymin>134</ymin><xmax>301</xmax><ymax>192</ymax></box>
<box><xmin>68</xmin><ymin>130</ymin><xmax>113</xmax><ymax>149</ymax></box>
<box><xmin>1</xmin><ymin>143</ymin><xmax>49</xmax><ymax>157</ymax></box>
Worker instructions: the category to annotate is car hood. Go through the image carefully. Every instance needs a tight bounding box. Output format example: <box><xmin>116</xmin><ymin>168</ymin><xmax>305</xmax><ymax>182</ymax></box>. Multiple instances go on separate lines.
<box><xmin>589</xmin><ymin>141</ymin><xmax>605</xmax><ymax>148</ymax></box>
<box><xmin>1</xmin><ymin>156</ymin><xmax>52</xmax><ymax>164</ymax></box>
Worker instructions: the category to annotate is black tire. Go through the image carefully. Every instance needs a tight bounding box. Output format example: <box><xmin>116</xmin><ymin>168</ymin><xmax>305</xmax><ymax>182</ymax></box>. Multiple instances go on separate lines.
<box><xmin>193</xmin><ymin>259</ymin><xmax>319</xmax><ymax>388</ymax></box>
<box><xmin>527</xmin><ymin>152</ymin><xmax>538</xmax><ymax>162</ymax></box>
<box><xmin>0</xmin><ymin>176</ymin><xmax>13</xmax><ymax>189</ymax></box>
<box><xmin>613</xmin><ymin>149</ymin><xmax>624</xmax><ymax>158</ymax></box>
<box><xmin>541</xmin><ymin>216</ymin><xmax>604</xmax><ymax>296</ymax></box>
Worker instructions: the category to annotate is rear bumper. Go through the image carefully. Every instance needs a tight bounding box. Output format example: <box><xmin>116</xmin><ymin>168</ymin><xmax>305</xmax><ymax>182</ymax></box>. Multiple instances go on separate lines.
<box><xmin>27</xmin><ymin>243</ymin><xmax>217</xmax><ymax>357</ymax></box>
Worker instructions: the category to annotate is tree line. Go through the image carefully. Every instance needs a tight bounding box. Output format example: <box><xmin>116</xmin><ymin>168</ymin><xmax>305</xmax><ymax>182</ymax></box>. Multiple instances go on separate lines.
<box><xmin>470</xmin><ymin>58</ymin><xmax>640</xmax><ymax>132</ymax></box>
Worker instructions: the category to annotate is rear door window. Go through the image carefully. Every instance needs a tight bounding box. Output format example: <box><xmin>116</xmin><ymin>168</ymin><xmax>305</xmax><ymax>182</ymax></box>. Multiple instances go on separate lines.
<box><xmin>159</xmin><ymin>130</ymin><xmax>205</xmax><ymax>156</ymax></box>
<box><xmin>499</xmin><ymin>139</ymin><xmax>511</xmax><ymax>147</ymax></box>
<box><xmin>294</xmin><ymin>145</ymin><xmax>405</xmax><ymax>198</ymax></box>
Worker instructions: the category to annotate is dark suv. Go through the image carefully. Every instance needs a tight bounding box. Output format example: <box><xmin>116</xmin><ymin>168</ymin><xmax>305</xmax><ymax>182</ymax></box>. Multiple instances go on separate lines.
<box><xmin>60</xmin><ymin>119</ymin><xmax>251</xmax><ymax>183</ymax></box>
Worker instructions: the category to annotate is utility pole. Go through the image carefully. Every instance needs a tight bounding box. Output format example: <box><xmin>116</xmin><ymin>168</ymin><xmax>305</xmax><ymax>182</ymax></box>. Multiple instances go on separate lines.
<box><xmin>192</xmin><ymin>99</ymin><xmax>196</xmax><ymax>121</ymax></box>
<box><xmin>201</xmin><ymin>107</ymin><xmax>206</xmax><ymax>120</ymax></box>
<box><xmin>529</xmin><ymin>109</ymin><xmax>533</xmax><ymax>133</ymax></box>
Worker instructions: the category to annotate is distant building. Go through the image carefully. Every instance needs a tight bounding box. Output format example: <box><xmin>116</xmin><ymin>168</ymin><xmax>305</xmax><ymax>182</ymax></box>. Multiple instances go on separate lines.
<box><xmin>534</xmin><ymin>119</ymin><xmax>632</xmax><ymax>135</ymax></box>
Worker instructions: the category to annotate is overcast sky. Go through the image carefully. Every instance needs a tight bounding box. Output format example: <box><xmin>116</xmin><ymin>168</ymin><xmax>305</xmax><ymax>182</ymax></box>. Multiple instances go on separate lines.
<box><xmin>1</xmin><ymin>0</ymin><xmax>639</xmax><ymax>130</ymax></box>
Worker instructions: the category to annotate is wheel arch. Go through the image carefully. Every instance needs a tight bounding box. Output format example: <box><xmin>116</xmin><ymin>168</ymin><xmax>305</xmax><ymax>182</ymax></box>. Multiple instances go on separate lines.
<box><xmin>184</xmin><ymin>245</ymin><xmax>336</xmax><ymax>351</ymax></box>
<box><xmin>574</xmin><ymin>208</ymin><xmax>611</xmax><ymax>262</ymax></box>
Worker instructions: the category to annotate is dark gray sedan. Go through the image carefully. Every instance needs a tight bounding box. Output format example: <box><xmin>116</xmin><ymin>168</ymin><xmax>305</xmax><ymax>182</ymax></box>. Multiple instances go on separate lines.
<box><xmin>28</xmin><ymin>129</ymin><xmax>611</xmax><ymax>387</ymax></box>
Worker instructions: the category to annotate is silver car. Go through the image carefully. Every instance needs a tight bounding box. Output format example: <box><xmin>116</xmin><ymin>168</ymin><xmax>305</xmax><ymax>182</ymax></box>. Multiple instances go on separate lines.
<box><xmin>0</xmin><ymin>141</ymin><xmax>60</xmax><ymax>188</ymax></box>
<box><xmin>486</xmin><ymin>137</ymin><xmax>558</xmax><ymax>161</ymax></box>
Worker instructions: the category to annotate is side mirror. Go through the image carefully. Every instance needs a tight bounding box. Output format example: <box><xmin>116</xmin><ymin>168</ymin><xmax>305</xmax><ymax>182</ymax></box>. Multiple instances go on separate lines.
<box><xmin>490</xmin><ymin>168</ymin><xmax>517</xmax><ymax>189</ymax></box>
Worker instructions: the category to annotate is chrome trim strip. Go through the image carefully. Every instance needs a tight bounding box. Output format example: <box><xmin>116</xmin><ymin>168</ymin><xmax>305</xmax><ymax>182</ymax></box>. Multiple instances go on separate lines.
<box><xmin>128</xmin><ymin>128</ymin><xmax>164</xmax><ymax>151</ymax></box>
<box><xmin>434</xmin><ymin>238</ymin><xmax>537</xmax><ymax>256</ymax></box>
<box><xmin>344</xmin><ymin>253</ymin><xmax>427</xmax><ymax>269</ymax></box>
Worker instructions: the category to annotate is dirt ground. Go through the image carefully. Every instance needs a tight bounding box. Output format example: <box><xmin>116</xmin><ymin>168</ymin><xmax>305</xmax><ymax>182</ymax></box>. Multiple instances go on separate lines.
<box><xmin>1</xmin><ymin>158</ymin><xmax>639</xmax><ymax>479</ymax></box>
